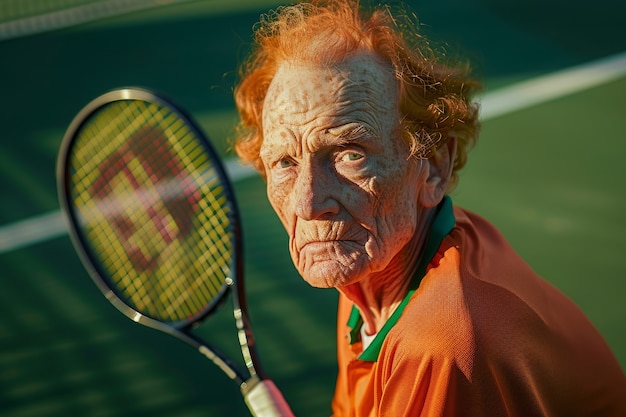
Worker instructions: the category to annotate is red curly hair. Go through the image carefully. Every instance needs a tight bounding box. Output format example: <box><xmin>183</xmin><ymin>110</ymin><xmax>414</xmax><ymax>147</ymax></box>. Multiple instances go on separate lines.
<box><xmin>233</xmin><ymin>0</ymin><xmax>481</xmax><ymax>189</ymax></box>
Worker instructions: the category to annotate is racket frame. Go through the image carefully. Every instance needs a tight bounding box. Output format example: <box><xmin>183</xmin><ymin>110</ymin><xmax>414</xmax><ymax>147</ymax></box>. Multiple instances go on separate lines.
<box><xmin>56</xmin><ymin>87</ymin><xmax>264</xmax><ymax>391</ymax></box>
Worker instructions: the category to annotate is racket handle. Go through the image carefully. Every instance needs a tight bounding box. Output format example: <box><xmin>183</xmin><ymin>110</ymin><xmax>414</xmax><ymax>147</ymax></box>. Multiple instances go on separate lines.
<box><xmin>243</xmin><ymin>378</ymin><xmax>295</xmax><ymax>417</ymax></box>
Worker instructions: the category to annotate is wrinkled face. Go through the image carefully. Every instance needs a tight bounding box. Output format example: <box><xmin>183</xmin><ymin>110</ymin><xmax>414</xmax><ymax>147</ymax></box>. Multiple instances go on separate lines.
<box><xmin>260</xmin><ymin>53</ymin><xmax>424</xmax><ymax>288</ymax></box>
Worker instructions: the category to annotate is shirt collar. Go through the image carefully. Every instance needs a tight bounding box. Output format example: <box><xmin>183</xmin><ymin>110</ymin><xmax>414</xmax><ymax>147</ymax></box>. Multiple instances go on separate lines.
<box><xmin>347</xmin><ymin>196</ymin><xmax>456</xmax><ymax>361</ymax></box>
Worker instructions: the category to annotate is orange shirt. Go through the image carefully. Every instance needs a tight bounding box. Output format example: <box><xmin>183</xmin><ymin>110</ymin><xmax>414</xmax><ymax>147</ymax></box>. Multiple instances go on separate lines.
<box><xmin>331</xmin><ymin>200</ymin><xmax>626</xmax><ymax>417</ymax></box>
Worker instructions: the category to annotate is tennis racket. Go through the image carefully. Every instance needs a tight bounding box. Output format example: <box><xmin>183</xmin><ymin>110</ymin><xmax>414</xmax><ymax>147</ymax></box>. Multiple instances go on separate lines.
<box><xmin>56</xmin><ymin>87</ymin><xmax>294</xmax><ymax>417</ymax></box>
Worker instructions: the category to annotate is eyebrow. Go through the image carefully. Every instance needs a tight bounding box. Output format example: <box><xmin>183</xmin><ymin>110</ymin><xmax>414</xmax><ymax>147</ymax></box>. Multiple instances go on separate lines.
<box><xmin>327</xmin><ymin>124</ymin><xmax>377</xmax><ymax>145</ymax></box>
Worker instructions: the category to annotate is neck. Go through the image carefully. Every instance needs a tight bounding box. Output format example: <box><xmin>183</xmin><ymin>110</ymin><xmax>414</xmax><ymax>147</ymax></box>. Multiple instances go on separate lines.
<box><xmin>338</xmin><ymin>206</ymin><xmax>437</xmax><ymax>334</ymax></box>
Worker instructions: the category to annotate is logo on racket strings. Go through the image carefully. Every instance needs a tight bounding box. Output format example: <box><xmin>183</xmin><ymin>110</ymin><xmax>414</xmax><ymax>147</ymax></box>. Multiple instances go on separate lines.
<box><xmin>90</xmin><ymin>125</ymin><xmax>201</xmax><ymax>273</ymax></box>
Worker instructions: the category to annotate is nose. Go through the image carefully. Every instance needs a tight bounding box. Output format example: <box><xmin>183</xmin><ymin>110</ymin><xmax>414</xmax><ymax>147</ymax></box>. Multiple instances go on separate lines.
<box><xmin>293</xmin><ymin>162</ymin><xmax>340</xmax><ymax>220</ymax></box>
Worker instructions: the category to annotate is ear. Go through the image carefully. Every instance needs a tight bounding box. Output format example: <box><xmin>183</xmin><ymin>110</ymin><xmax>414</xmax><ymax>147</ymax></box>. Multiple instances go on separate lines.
<box><xmin>420</xmin><ymin>135</ymin><xmax>457</xmax><ymax>208</ymax></box>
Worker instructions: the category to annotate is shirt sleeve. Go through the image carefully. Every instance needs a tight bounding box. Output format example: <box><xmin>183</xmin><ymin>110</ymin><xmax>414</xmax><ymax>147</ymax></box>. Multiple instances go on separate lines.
<box><xmin>373</xmin><ymin>236</ymin><xmax>626</xmax><ymax>417</ymax></box>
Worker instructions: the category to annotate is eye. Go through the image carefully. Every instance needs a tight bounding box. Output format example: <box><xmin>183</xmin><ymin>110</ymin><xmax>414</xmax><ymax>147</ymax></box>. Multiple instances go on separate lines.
<box><xmin>277</xmin><ymin>158</ymin><xmax>295</xmax><ymax>168</ymax></box>
<box><xmin>339</xmin><ymin>150</ymin><xmax>365</xmax><ymax>163</ymax></box>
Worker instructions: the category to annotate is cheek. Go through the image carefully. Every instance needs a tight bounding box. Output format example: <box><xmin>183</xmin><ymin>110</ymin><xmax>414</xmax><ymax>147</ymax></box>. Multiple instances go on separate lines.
<box><xmin>375</xmin><ymin>186</ymin><xmax>418</xmax><ymax>235</ymax></box>
<box><xmin>382</xmin><ymin>179</ymin><xmax>418</xmax><ymax>215</ymax></box>
<box><xmin>368</xmin><ymin>162</ymin><xmax>422</xmax><ymax>238</ymax></box>
<box><xmin>266</xmin><ymin>180</ymin><xmax>293</xmax><ymax>229</ymax></box>
<box><xmin>369</xmin><ymin>160</ymin><xmax>420</xmax><ymax>215</ymax></box>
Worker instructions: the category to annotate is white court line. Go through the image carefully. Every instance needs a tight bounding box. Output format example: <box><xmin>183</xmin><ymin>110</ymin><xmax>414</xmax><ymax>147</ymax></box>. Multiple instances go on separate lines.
<box><xmin>479</xmin><ymin>51</ymin><xmax>626</xmax><ymax>120</ymax></box>
<box><xmin>1</xmin><ymin>51</ymin><xmax>626</xmax><ymax>255</ymax></box>
<box><xmin>0</xmin><ymin>159</ymin><xmax>253</xmax><ymax>254</ymax></box>
<box><xmin>0</xmin><ymin>0</ymin><xmax>198</xmax><ymax>42</ymax></box>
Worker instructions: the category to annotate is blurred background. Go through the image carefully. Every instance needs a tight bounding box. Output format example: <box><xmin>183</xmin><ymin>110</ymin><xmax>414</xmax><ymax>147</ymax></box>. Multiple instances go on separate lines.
<box><xmin>1</xmin><ymin>0</ymin><xmax>625</xmax><ymax>415</ymax></box>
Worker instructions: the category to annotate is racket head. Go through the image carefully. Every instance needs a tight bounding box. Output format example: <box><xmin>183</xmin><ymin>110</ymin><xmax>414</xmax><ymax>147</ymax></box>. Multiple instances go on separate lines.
<box><xmin>57</xmin><ymin>87</ymin><xmax>243</xmax><ymax>330</ymax></box>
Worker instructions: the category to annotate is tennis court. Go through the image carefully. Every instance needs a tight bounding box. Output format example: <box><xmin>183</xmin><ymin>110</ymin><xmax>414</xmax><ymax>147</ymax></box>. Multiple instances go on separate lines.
<box><xmin>1</xmin><ymin>0</ymin><xmax>625</xmax><ymax>416</ymax></box>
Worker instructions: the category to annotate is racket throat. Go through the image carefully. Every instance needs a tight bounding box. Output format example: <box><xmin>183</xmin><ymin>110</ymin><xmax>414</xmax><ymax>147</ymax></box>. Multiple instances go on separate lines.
<box><xmin>198</xmin><ymin>345</ymin><xmax>244</xmax><ymax>385</ymax></box>
<box><xmin>234</xmin><ymin>307</ymin><xmax>263</xmax><ymax>377</ymax></box>
<box><xmin>239</xmin><ymin>374</ymin><xmax>262</xmax><ymax>395</ymax></box>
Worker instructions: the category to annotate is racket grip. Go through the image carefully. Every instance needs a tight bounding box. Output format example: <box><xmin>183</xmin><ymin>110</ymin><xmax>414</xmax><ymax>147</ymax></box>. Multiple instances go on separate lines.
<box><xmin>243</xmin><ymin>378</ymin><xmax>295</xmax><ymax>417</ymax></box>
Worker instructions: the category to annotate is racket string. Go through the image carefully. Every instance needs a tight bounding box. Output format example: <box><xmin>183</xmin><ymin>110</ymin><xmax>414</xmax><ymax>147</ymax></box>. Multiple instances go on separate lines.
<box><xmin>69</xmin><ymin>99</ymin><xmax>236</xmax><ymax>323</ymax></box>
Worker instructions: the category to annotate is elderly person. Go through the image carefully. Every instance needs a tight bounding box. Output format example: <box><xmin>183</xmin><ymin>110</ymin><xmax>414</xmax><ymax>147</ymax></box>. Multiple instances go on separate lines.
<box><xmin>232</xmin><ymin>0</ymin><xmax>626</xmax><ymax>415</ymax></box>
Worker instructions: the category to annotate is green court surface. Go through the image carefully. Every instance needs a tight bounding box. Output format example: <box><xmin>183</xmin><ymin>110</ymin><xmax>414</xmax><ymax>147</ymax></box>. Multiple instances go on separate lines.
<box><xmin>1</xmin><ymin>0</ymin><xmax>625</xmax><ymax>416</ymax></box>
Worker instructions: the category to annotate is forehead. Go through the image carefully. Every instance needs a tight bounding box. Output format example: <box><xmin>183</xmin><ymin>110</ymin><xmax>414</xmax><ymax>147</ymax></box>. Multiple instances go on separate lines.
<box><xmin>262</xmin><ymin>52</ymin><xmax>398</xmax><ymax>127</ymax></box>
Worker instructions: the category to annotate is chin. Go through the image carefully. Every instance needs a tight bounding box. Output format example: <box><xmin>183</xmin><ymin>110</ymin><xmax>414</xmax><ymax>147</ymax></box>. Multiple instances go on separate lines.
<box><xmin>298</xmin><ymin>259</ymin><xmax>364</xmax><ymax>289</ymax></box>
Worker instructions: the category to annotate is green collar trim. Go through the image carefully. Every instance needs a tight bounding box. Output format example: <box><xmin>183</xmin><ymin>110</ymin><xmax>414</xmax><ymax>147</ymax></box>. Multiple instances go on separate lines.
<box><xmin>347</xmin><ymin>196</ymin><xmax>455</xmax><ymax>361</ymax></box>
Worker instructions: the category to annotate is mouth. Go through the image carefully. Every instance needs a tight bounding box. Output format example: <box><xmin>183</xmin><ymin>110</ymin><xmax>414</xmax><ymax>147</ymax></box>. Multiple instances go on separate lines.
<box><xmin>293</xmin><ymin>222</ymin><xmax>369</xmax><ymax>254</ymax></box>
<box><xmin>300</xmin><ymin>240</ymin><xmax>334</xmax><ymax>250</ymax></box>
<box><xmin>298</xmin><ymin>239</ymin><xmax>361</xmax><ymax>253</ymax></box>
